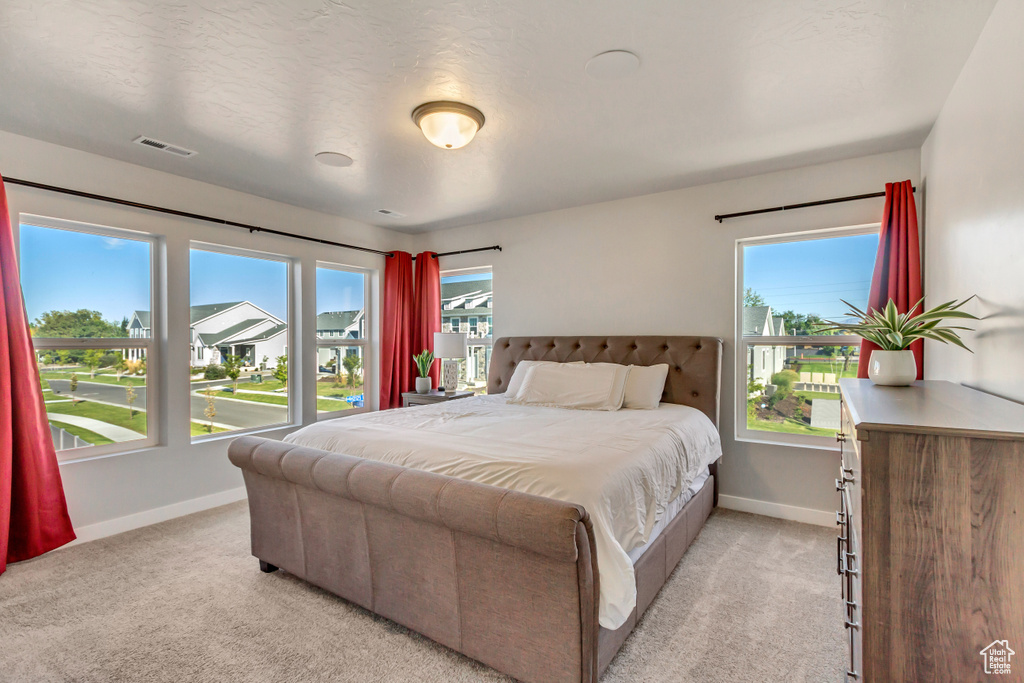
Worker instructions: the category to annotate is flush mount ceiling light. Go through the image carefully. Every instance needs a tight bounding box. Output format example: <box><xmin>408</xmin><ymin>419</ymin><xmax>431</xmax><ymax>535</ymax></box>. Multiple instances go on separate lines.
<box><xmin>412</xmin><ymin>101</ymin><xmax>485</xmax><ymax>150</ymax></box>
<box><xmin>315</xmin><ymin>151</ymin><xmax>354</xmax><ymax>167</ymax></box>
<box><xmin>585</xmin><ymin>50</ymin><xmax>641</xmax><ymax>80</ymax></box>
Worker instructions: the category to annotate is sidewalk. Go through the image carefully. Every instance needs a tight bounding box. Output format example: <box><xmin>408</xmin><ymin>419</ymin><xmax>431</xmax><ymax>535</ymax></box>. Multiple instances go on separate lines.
<box><xmin>48</xmin><ymin>414</ymin><xmax>143</xmax><ymax>443</ymax></box>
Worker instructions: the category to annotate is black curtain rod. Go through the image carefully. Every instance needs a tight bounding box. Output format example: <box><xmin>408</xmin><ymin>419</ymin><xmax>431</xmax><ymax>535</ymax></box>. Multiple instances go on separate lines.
<box><xmin>714</xmin><ymin>186</ymin><xmax>916</xmax><ymax>223</ymax></box>
<box><xmin>3</xmin><ymin>176</ymin><xmax>501</xmax><ymax>260</ymax></box>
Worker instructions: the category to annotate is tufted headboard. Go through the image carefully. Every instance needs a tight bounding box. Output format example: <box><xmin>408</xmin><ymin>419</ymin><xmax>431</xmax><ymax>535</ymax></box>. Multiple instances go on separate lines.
<box><xmin>488</xmin><ymin>336</ymin><xmax>723</xmax><ymax>427</ymax></box>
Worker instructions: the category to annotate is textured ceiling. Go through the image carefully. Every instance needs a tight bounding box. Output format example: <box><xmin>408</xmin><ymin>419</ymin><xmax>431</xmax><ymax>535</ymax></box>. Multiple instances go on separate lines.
<box><xmin>0</xmin><ymin>0</ymin><xmax>997</xmax><ymax>233</ymax></box>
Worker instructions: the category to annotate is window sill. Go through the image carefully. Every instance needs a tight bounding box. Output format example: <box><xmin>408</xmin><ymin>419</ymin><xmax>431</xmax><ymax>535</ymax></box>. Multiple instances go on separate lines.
<box><xmin>734</xmin><ymin>433</ymin><xmax>840</xmax><ymax>452</ymax></box>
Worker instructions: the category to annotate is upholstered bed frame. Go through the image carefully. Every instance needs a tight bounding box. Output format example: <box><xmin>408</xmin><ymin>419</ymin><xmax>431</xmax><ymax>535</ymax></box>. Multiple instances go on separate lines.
<box><xmin>228</xmin><ymin>336</ymin><xmax>722</xmax><ymax>683</ymax></box>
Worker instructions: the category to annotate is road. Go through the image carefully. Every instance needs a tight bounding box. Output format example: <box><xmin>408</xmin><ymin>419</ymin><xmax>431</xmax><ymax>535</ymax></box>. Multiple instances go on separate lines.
<box><xmin>46</xmin><ymin>379</ymin><xmax>289</xmax><ymax>430</ymax></box>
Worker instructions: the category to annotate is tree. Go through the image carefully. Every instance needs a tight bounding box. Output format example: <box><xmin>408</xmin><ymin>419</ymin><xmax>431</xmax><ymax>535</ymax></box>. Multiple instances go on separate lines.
<box><xmin>120</xmin><ymin>317</ymin><xmax>129</xmax><ymax>334</ymax></box>
<box><xmin>32</xmin><ymin>309</ymin><xmax>122</xmax><ymax>338</ymax></box>
<box><xmin>113</xmin><ymin>352</ymin><xmax>128</xmax><ymax>380</ymax></box>
<box><xmin>342</xmin><ymin>354</ymin><xmax>362</xmax><ymax>388</ymax></box>
<box><xmin>273</xmin><ymin>355</ymin><xmax>288</xmax><ymax>388</ymax></box>
<box><xmin>203</xmin><ymin>388</ymin><xmax>217</xmax><ymax>433</ymax></box>
<box><xmin>137</xmin><ymin>358</ymin><xmax>147</xmax><ymax>376</ymax></box>
<box><xmin>83</xmin><ymin>349</ymin><xmax>104</xmax><ymax>378</ymax></box>
<box><xmin>223</xmin><ymin>354</ymin><xmax>243</xmax><ymax>393</ymax></box>
<box><xmin>125</xmin><ymin>383</ymin><xmax>138</xmax><ymax>419</ymax></box>
<box><xmin>771</xmin><ymin>370</ymin><xmax>799</xmax><ymax>393</ymax></box>
<box><xmin>743</xmin><ymin>288</ymin><xmax>767</xmax><ymax>308</ymax></box>
<box><xmin>69</xmin><ymin>373</ymin><xmax>79</xmax><ymax>404</ymax></box>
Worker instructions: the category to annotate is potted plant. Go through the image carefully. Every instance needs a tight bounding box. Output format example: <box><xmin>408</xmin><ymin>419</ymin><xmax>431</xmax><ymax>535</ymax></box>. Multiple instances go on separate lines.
<box><xmin>817</xmin><ymin>297</ymin><xmax>978</xmax><ymax>386</ymax></box>
<box><xmin>413</xmin><ymin>349</ymin><xmax>434</xmax><ymax>394</ymax></box>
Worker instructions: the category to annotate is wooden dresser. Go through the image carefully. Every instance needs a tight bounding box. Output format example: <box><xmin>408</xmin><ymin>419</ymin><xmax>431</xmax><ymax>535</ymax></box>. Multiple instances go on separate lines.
<box><xmin>837</xmin><ymin>379</ymin><xmax>1024</xmax><ymax>682</ymax></box>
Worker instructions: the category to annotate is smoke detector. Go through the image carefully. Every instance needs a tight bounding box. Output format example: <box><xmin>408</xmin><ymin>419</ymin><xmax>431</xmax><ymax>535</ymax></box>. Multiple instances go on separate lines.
<box><xmin>132</xmin><ymin>135</ymin><xmax>197</xmax><ymax>158</ymax></box>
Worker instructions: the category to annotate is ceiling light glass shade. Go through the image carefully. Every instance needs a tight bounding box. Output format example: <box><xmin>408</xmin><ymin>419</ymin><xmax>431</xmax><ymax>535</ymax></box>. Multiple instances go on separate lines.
<box><xmin>412</xmin><ymin>101</ymin><xmax>485</xmax><ymax>150</ymax></box>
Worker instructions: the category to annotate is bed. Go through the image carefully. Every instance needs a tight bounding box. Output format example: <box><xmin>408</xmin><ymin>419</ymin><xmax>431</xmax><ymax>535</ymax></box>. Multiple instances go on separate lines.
<box><xmin>228</xmin><ymin>335</ymin><xmax>723</xmax><ymax>682</ymax></box>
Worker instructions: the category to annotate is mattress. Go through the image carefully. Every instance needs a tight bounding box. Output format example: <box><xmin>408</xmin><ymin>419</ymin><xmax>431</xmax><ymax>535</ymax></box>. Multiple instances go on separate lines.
<box><xmin>627</xmin><ymin>467</ymin><xmax>710</xmax><ymax>563</ymax></box>
<box><xmin>284</xmin><ymin>394</ymin><xmax>722</xmax><ymax>630</ymax></box>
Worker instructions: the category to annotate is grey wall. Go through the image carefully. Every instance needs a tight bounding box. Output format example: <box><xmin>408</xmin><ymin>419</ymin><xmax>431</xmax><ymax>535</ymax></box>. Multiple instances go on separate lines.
<box><xmin>921</xmin><ymin>0</ymin><xmax>1024</xmax><ymax>404</ymax></box>
<box><xmin>416</xmin><ymin>149</ymin><xmax>921</xmax><ymax>522</ymax></box>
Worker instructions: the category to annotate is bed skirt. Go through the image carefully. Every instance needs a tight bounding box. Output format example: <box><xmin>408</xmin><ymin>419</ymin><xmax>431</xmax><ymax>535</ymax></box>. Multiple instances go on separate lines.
<box><xmin>228</xmin><ymin>436</ymin><xmax>714</xmax><ymax>683</ymax></box>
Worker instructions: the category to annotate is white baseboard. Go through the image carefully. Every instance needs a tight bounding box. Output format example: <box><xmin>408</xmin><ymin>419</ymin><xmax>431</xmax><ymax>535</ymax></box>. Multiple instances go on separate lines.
<box><xmin>66</xmin><ymin>486</ymin><xmax>248</xmax><ymax>546</ymax></box>
<box><xmin>718</xmin><ymin>494</ymin><xmax>835</xmax><ymax>527</ymax></box>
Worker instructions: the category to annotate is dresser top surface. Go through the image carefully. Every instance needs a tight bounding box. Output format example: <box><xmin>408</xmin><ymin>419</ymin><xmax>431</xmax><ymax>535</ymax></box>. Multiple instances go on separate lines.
<box><xmin>840</xmin><ymin>379</ymin><xmax>1024</xmax><ymax>439</ymax></box>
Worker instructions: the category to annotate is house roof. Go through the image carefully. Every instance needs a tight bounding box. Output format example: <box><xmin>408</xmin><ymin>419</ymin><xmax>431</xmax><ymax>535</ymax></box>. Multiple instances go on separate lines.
<box><xmin>131</xmin><ymin>310</ymin><xmax>151</xmax><ymax>328</ymax></box>
<box><xmin>197</xmin><ymin>318</ymin><xmax>266</xmax><ymax>347</ymax></box>
<box><xmin>742</xmin><ymin>306</ymin><xmax>772</xmax><ymax>336</ymax></box>
<box><xmin>230</xmin><ymin>323</ymin><xmax>288</xmax><ymax>346</ymax></box>
<box><xmin>317</xmin><ymin>310</ymin><xmax>359</xmax><ymax>331</ymax></box>
<box><xmin>772</xmin><ymin>316</ymin><xmax>786</xmax><ymax>336</ymax></box>
<box><xmin>190</xmin><ymin>301</ymin><xmax>245</xmax><ymax>324</ymax></box>
<box><xmin>441</xmin><ymin>279</ymin><xmax>493</xmax><ymax>317</ymax></box>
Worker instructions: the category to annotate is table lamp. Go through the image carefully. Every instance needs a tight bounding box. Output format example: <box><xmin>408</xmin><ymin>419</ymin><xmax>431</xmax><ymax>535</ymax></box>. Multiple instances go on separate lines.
<box><xmin>433</xmin><ymin>332</ymin><xmax>467</xmax><ymax>395</ymax></box>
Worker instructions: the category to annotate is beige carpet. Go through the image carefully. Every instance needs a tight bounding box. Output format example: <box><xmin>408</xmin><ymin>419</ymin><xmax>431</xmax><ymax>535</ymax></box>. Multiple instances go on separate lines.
<box><xmin>0</xmin><ymin>503</ymin><xmax>845</xmax><ymax>682</ymax></box>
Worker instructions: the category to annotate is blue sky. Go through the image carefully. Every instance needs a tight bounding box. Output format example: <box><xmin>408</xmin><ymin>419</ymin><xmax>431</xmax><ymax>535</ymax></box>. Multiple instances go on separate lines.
<box><xmin>316</xmin><ymin>266</ymin><xmax>365</xmax><ymax>314</ymax></box>
<box><xmin>191</xmin><ymin>250</ymin><xmax>288</xmax><ymax>319</ymax></box>
<box><xmin>744</xmin><ymin>233</ymin><xmax>878</xmax><ymax>320</ymax></box>
<box><xmin>20</xmin><ymin>224</ymin><xmax>151</xmax><ymax>324</ymax></box>
<box><xmin>442</xmin><ymin>272</ymin><xmax>492</xmax><ymax>284</ymax></box>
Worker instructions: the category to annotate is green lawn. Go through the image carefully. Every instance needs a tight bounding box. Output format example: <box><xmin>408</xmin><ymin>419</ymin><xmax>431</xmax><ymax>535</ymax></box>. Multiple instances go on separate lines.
<box><xmin>790</xmin><ymin>361</ymin><xmax>858</xmax><ymax>379</ymax></box>
<box><xmin>41</xmin><ymin>370</ymin><xmax>145</xmax><ymax>387</ymax></box>
<box><xmin>747</xmin><ymin>415</ymin><xmax>835</xmax><ymax>437</ymax></box>
<box><xmin>48</xmin><ymin>419</ymin><xmax>114</xmax><ymax>446</ymax></box>
<box><xmin>215</xmin><ymin>389</ymin><xmax>349</xmax><ymax>414</ymax></box>
<box><xmin>191</xmin><ymin>421</ymin><xmax>229</xmax><ymax>437</ymax></box>
<box><xmin>45</xmin><ymin>400</ymin><xmax>147</xmax><ymax>435</ymax></box>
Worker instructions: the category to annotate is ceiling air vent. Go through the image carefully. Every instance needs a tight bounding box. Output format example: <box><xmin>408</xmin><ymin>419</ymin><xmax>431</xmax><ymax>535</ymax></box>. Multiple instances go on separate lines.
<box><xmin>376</xmin><ymin>209</ymin><xmax>406</xmax><ymax>218</ymax></box>
<box><xmin>132</xmin><ymin>135</ymin><xmax>197</xmax><ymax>158</ymax></box>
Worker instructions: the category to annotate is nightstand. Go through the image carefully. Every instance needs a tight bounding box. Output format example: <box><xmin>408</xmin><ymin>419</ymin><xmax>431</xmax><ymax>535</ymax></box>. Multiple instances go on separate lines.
<box><xmin>402</xmin><ymin>390</ymin><xmax>475</xmax><ymax>407</ymax></box>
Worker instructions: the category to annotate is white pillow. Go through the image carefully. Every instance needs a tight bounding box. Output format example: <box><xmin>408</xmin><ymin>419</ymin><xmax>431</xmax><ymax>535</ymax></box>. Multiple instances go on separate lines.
<box><xmin>623</xmin><ymin>364</ymin><xmax>669</xmax><ymax>409</ymax></box>
<box><xmin>510</xmin><ymin>362</ymin><xmax>629</xmax><ymax>411</ymax></box>
<box><xmin>504</xmin><ymin>360</ymin><xmax>582</xmax><ymax>399</ymax></box>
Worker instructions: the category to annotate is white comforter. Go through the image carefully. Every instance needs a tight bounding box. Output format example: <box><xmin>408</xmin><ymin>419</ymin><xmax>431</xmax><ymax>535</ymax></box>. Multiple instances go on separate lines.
<box><xmin>283</xmin><ymin>394</ymin><xmax>722</xmax><ymax>629</ymax></box>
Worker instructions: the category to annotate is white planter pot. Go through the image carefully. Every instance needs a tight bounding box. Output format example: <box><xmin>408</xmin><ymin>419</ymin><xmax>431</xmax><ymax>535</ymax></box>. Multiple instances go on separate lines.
<box><xmin>415</xmin><ymin>376</ymin><xmax>432</xmax><ymax>394</ymax></box>
<box><xmin>867</xmin><ymin>350</ymin><xmax>918</xmax><ymax>386</ymax></box>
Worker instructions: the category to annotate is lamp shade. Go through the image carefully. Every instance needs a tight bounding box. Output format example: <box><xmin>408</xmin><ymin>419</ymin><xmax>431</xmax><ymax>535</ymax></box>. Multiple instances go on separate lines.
<box><xmin>412</xmin><ymin>101</ymin><xmax>485</xmax><ymax>150</ymax></box>
<box><xmin>433</xmin><ymin>332</ymin><xmax>467</xmax><ymax>359</ymax></box>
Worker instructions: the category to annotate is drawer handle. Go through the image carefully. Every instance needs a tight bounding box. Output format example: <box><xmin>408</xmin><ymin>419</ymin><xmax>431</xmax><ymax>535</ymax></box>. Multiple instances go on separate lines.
<box><xmin>836</xmin><ymin>510</ymin><xmax>846</xmax><ymax>525</ymax></box>
<box><xmin>838</xmin><ymin>464</ymin><xmax>855</xmax><ymax>484</ymax></box>
<box><xmin>836</xmin><ymin>536</ymin><xmax>847</xmax><ymax>575</ymax></box>
<box><xmin>836</xmin><ymin>478</ymin><xmax>846</xmax><ymax>492</ymax></box>
<box><xmin>845</xmin><ymin>619</ymin><xmax>860</xmax><ymax>631</ymax></box>
<box><xmin>846</xmin><ymin>671</ymin><xmax>860</xmax><ymax>681</ymax></box>
<box><xmin>836</xmin><ymin>432</ymin><xmax>847</xmax><ymax>443</ymax></box>
<box><xmin>840</xmin><ymin>552</ymin><xmax>860</xmax><ymax>577</ymax></box>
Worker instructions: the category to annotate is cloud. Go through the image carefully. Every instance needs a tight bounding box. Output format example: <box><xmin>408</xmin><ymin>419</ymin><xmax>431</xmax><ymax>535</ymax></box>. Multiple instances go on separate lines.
<box><xmin>102</xmin><ymin>237</ymin><xmax>124</xmax><ymax>250</ymax></box>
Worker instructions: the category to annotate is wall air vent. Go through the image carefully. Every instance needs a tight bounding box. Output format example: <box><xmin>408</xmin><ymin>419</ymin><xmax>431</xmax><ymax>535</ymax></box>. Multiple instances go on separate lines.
<box><xmin>376</xmin><ymin>209</ymin><xmax>406</xmax><ymax>218</ymax></box>
<box><xmin>132</xmin><ymin>135</ymin><xmax>197</xmax><ymax>158</ymax></box>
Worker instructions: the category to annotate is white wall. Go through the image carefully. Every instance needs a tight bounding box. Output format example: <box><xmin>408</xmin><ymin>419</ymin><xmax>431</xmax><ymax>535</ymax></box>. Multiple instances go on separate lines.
<box><xmin>416</xmin><ymin>149</ymin><xmax>921</xmax><ymax>523</ymax></box>
<box><xmin>921</xmin><ymin>0</ymin><xmax>1024</xmax><ymax>404</ymax></box>
<box><xmin>1</xmin><ymin>130</ymin><xmax>411</xmax><ymax>539</ymax></box>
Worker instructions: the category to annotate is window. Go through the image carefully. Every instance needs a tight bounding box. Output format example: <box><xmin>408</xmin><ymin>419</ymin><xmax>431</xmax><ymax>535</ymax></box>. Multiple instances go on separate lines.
<box><xmin>737</xmin><ymin>226</ymin><xmax>878</xmax><ymax>448</ymax></box>
<box><xmin>441</xmin><ymin>267</ymin><xmax>492</xmax><ymax>393</ymax></box>
<box><xmin>20</xmin><ymin>218</ymin><xmax>156</xmax><ymax>460</ymax></box>
<box><xmin>316</xmin><ymin>263</ymin><xmax>369</xmax><ymax>417</ymax></box>
<box><xmin>190</xmin><ymin>246</ymin><xmax>290</xmax><ymax>438</ymax></box>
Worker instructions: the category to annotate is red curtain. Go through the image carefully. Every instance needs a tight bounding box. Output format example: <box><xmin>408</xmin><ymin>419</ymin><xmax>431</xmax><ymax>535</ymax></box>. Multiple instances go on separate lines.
<box><xmin>0</xmin><ymin>174</ymin><xmax>76</xmax><ymax>574</ymax></box>
<box><xmin>411</xmin><ymin>252</ymin><xmax>441</xmax><ymax>388</ymax></box>
<box><xmin>380</xmin><ymin>251</ymin><xmax>415</xmax><ymax>409</ymax></box>
<box><xmin>857</xmin><ymin>180</ymin><xmax>924</xmax><ymax>379</ymax></box>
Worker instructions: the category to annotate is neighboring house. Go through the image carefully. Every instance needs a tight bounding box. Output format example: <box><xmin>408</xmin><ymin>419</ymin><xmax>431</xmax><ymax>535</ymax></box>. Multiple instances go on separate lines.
<box><xmin>744</xmin><ymin>305</ymin><xmax>789</xmax><ymax>391</ymax></box>
<box><xmin>130</xmin><ymin>301</ymin><xmax>288</xmax><ymax>369</ymax></box>
<box><xmin>440</xmin><ymin>279</ymin><xmax>493</xmax><ymax>386</ymax></box>
<box><xmin>127</xmin><ymin>310</ymin><xmax>150</xmax><ymax>362</ymax></box>
<box><xmin>315</xmin><ymin>310</ymin><xmax>365</xmax><ymax>370</ymax></box>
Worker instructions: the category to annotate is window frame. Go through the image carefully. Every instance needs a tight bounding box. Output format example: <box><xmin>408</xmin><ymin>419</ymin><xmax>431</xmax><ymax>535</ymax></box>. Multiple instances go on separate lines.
<box><xmin>441</xmin><ymin>265</ymin><xmax>493</xmax><ymax>393</ymax></box>
<box><xmin>20</xmin><ymin>214</ymin><xmax>161</xmax><ymax>462</ymax></box>
<box><xmin>735</xmin><ymin>223</ymin><xmax>878</xmax><ymax>450</ymax></box>
<box><xmin>189</xmin><ymin>241</ymin><xmax>295</xmax><ymax>440</ymax></box>
<box><xmin>315</xmin><ymin>261</ymin><xmax>372</xmax><ymax>420</ymax></box>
